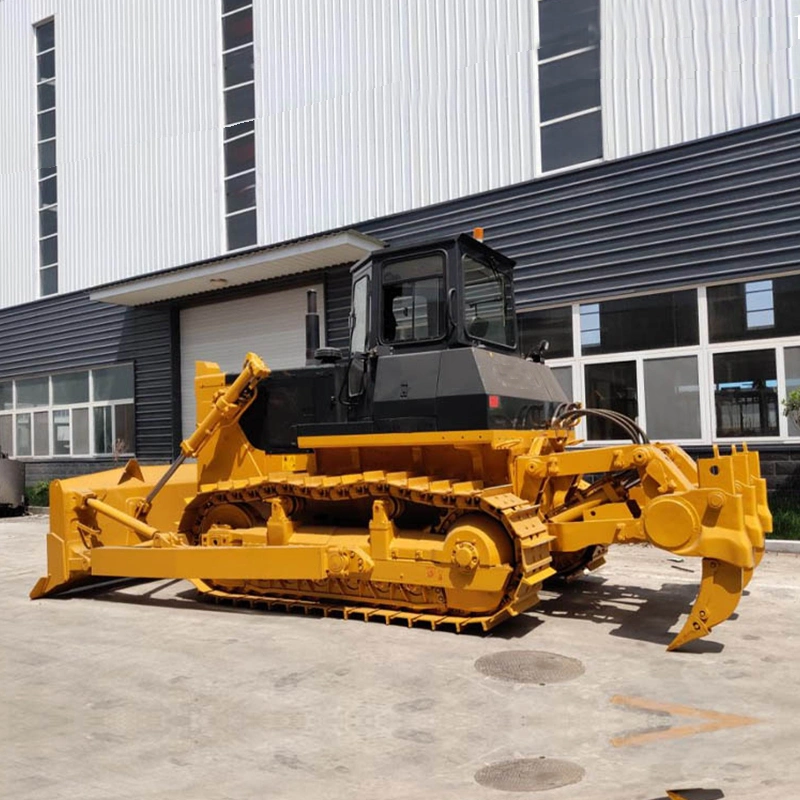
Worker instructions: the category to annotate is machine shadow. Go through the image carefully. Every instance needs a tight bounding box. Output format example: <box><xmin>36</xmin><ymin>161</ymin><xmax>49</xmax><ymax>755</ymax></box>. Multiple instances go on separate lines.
<box><xmin>52</xmin><ymin>572</ymin><xmax>723</xmax><ymax>650</ymax></box>
<box><xmin>528</xmin><ymin>574</ymin><xmax>726</xmax><ymax>653</ymax></box>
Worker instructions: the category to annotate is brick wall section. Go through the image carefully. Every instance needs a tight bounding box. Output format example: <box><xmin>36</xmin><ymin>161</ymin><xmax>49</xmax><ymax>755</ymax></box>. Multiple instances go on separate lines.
<box><xmin>684</xmin><ymin>446</ymin><xmax>800</xmax><ymax>493</ymax></box>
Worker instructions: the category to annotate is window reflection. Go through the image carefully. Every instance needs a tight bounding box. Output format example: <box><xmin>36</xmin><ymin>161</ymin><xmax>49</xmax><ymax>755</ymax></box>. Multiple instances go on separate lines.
<box><xmin>713</xmin><ymin>351</ymin><xmax>778</xmax><ymax>437</ymax></box>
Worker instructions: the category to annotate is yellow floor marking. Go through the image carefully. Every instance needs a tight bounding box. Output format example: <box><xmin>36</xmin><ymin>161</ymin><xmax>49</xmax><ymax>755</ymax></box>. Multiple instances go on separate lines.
<box><xmin>610</xmin><ymin>695</ymin><xmax>760</xmax><ymax>747</ymax></box>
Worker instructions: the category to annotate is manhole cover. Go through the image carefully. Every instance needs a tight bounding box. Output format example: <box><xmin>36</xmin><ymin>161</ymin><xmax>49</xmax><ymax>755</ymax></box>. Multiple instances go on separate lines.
<box><xmin>474</xmin><ymin>757</ymin><xmax>584</xmax><ymax>792</ymax></box>
<box><xmin>474</xmin><ymin>650</ymin><xmax>585</xmax><ymax>684</ymax></box>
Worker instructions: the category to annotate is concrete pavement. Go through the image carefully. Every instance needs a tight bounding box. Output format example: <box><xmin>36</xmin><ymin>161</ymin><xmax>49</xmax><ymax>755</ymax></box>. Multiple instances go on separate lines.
<box><xmin>1</xmin><ymin>515</ymin><xmax>798</xmax><ymax>800</ymax></box>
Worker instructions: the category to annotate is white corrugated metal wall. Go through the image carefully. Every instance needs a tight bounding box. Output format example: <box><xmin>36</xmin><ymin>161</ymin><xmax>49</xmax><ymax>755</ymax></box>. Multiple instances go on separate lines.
<box><xmin>253</xmin><ymin>0</ymin><xmax>539</xmax><ymax>244</ymax></box>
<box><xmin>2</xmin><ymin>0</ymin><xmax>800</xmax><ymax>311</ymax></box>
<box><xmin>0</xmin><ymin>2</ymin><xmax>39</xmax><ymax>309</ymax></box>
<box><xmin>602</xmin><ymin>0</ymin><xmax>800</xmax><ymax>160</ymax></box>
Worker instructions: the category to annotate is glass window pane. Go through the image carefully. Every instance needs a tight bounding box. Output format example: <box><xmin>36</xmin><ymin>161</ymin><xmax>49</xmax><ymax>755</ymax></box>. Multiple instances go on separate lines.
<box><xmin>39</xmin><ymin>140</ymin><xmax>56</xmax><ymax>170</ymax></box>
<box><xmin>0</xmin><ymin>416</ymin><xmax>12</xmax><ymax>456</ymax></box>
<box><xmin>53</xmin><ymin>409</ymin><xmax>70</xmax><ymax>455</ymax></box>
<box><xmin>40</xmin><ymin>266</ymin><xmax>58</xmax><ymax>296</ymax></box>
<box><xmin>16</xmin><ymin>377</ymin><xmax>48</xmax><ymax>408</ymax></box>
<box><xmin>36</xmin><ymin>21</ymin><xmax>55</xmax><ymax>53</ymax></box>
<box><xmin>94</xmin><ymin>406</ymin><xmax>112</xmax><ymax>454</ymax></box>
<box><xmin>39</xmin><ymin>207</ymin><xmax>57</xmax><ymax>237</ymax></box>
<box><xmin>539</xmin><ymin>48</ymin><xmax>600</xmax><ymax>123</ymax></box>
<box><xmin>38</xmin><ymin>109</ymin><xmax>55</xmax><ymax>140</ymax></box>
<box><xmin>541</xmin><ymin>110</ymin><xmax>602</xmax><ymax>172</ymax></box>
<box><xmin>223</xmin><ymin>0</ymin><xmax>251</xmax><ymax>13</ymax></box>
<box><xmin>462</xmin><ymin>255</ymin><xmax>516</xmax><ymax>347</ymax></box>
<box><xmin>713</xmin><ymin>350</ymin><xmax>778</xmax><ymax>437</ymax></box>
<box><xmin>72</xmin><ymin>408</ymin><xmax>89</xmax><ymax>455</ymax></box>
<box><xmin>34</xmin><ymin>411</ymin><xmax>50</xmax><ymax>456</ymax></box>
<box><xmin>539</xmin><ymin>0</ymin><xmax>599</xmax><ymax>60</ymax></box>
<box><xmin>52</xmin><ymin>371</ymin><xmax>89</xmax><ymax>404</ymax></box>
<box><xmin>224</xmin><ymin>45</ymin><xmax>254</xmax><ymax>87</ymax></box>
<box><xmin>0</xmin><ymin>383</ymin><xmax>12</xmax><ymax>411</ymax></box>
<box><xmin>644</xmin><ymin>356</ymin><xmax>701</xmax><ymax>439</ymax></box>
<box><xmin>784</xmin><ymin>347</ymin><xmax>800</xmax><ymax>437</ymax></box>
<box><xmin>224</xmin><ymin>131</ymin><xmax>255</xmax><ymax>175</ymax></box>
<box><xmin>708</xmin><ymin>276</ymin><xmax>800</xmax><ymax>343</ymax></box>
<box><xmin>38</xmin><ymin>80</ymin><xmax>55</xmax><ymax>110</ymax></box>
<box><xmin>579</xmin><ymin>290</ymin><xmax>698</xmax><ymax>355</ymax></box>
<box><xmin>351</xmin><ymin>276</ymin><xmax>369</xmax><ymax>353</ymax></box>
<box><xmin>39</xmin><ymin>235</ymin><xmax>57</xmax><ymax>267</ymax></box>
<box><xmin>39</xmin><ymin>175</ymin><xmax>57</xmax><ymax>207</ymax></box>
<box><xmin>39</xmin><ymin>165</ymin><xmax>56</xmax><ymax>181</ymax></box>
<box><xmin>16</xmin><ymin>414</ymin><xmax>32</xmax><ymax>457</ymax></box>
<box><xmin>225</xmin><ymin>83</ymin><xmax>255</xmax><ymax>126</ymax></box>
<box><xmin>225</xmin><ymin>171</ymin><xmax>256</xmax><ymax>214</ymax></box>
<box><xmin>551</xmin><ymin>366</ymin><xmax>573</xmax><ymax>400</ymax></box>
<box><xmin>37</xmin><ymin>50</ymin><xmax>55</xmax><ymax>81</ymax></box>
<box><xmin>114</xmin><ymin>405</ymin><xmax>135</xmax><ymax>455</ymax></box>
<box><xmin>92</xmin><ymin>365</ymin><xmax>134</xmax><ymax>402</ymax></box>
<box><xmin>226</xmin><ymin>209</ymin><xmax>257</xmax><ymax>250</ymax></box>
<box><xmin>381</xmin><ymin>255</ymin><xmax>446</xmax><ymax>343</ymax></box>
<box><xmin>519</xmin><ymin>306</ymin><xmax>573</xmax><ymax>358</ymax></box>
<box><xmin>223</xmin><ymin>7</ymin><xmax>253</xmax><ymax>50</ymax></box>
<box><xmin>585</xmin><ymin>361</ymin><xmax>638</xmax><ymax>440</ymax></box>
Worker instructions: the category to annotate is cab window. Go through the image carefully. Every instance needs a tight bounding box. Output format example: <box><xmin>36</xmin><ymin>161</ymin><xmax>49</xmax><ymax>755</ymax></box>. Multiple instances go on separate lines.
<box><xmin>350</xmin><ymin>274</ymin><xmax>370</xmax><ymax>353</ymax></box>
<box><xmin>462</xmin><ymin>254</ymin><xmax>516</xmax><ymax>348</ymax></box>
<box><xmin>381</xmin><ymin>254</ymin><xmax>445</xmax><ymax>343</ymax></box>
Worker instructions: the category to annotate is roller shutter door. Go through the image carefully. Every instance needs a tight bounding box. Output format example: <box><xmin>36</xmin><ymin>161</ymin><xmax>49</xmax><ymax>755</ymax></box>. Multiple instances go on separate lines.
<box><xmin>180</xmin><ymin>284</ymin><xmax>324</xmax><ymax>438</ymax></box>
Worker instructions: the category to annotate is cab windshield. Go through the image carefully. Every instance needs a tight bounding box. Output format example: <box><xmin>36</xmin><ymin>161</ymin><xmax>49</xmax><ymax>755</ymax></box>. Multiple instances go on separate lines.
<box><xmin>462</xmin><ymin>254</ymin><xmax>516</xmax><ymax>348</ymax></box>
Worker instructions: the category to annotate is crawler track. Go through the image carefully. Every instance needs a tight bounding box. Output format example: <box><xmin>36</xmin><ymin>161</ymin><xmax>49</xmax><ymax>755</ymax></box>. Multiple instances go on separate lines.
<box><xmin>185</xmin><ymin>469</ymin><xmax>557</xmax><ymax>631</ymax></box>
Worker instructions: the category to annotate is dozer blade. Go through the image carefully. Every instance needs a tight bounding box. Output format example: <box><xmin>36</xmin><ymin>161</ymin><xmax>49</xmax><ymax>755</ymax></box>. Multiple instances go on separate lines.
<box><xmin>667</xmin><ymin>559</ymin><xmax>744</xmax><ymax>651</ymax></box>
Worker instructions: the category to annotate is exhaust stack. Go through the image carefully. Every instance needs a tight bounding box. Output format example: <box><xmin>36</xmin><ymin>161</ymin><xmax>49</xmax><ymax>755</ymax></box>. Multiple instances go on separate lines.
<box><xmin>305</xmin><ymin>289</ymin><xmax>321</xmax><ymax>364</ymax></box>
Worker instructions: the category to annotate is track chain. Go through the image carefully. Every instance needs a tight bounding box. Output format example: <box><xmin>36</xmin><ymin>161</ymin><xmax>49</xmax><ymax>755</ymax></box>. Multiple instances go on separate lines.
<box><xmin>189</xmin><ymin>470</ymin><xmax>556</xmax><ymax>632</ymax></box>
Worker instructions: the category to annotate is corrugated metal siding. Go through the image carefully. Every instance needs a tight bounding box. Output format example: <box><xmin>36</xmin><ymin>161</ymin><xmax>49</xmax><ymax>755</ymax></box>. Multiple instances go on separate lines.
<box><xmin>0</xmin><ymin>291</ymin><xmax>177</xmax><ymax>463</ymax></box>
<box><xmin>0</xmin><ymin>1</ymin><xmax>39</xmax><ymax>308</ymax></box>
<box><xmin>0</xmin><ymin>0</ymin><xmax>223</xmax><ymax>309</ymax></box>
<box><xmin>358</xmin><ymin>115</ymin><xmax>800</xmax><ymax>308</ymax></box>
<box><xmin>254</xmin><ymin>0</ymin><xmax>538</xmax><ymax>244</ymax></box>
<box><xmin>602</xmin><ymin>0</ymin><xmax>800</xmax><ymax>160</ymax></box>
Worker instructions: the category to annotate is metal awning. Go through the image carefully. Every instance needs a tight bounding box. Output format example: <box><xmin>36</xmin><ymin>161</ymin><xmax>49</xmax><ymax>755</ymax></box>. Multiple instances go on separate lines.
<box><xmin>90</xmin><ymin>230</ymin><xmax>383</xmax><ymax>306</ymax></box>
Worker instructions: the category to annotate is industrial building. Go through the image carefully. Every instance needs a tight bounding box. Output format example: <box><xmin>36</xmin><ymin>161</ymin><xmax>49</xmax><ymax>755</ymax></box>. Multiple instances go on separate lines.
<box><xmin>1</xmin><ymin>0</ymin><xmax>798</xmax><ymax>487</ymax></box>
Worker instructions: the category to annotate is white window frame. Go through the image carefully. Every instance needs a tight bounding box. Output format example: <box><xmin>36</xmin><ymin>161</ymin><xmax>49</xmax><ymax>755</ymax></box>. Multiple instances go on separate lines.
<box><xmin>535</xmin><ymin>0</ymin><xmax>602</xmax><ymax>177</ymax></box>
<box><xmin>0</xmin><ymin>365</ymin><xmax>136</xmax><ymax>460</ymax></box>
<box><xmin>219</xmin><ymin>0</ymin><xmax>257</xmax><ymax>251</ymax></box>
<box><xmin>520</xmin><ymin>270</ymin><xmax>800</xmax><ymax>447</ymax></box>
<box><xmin>35</xmin><ymin>18</ymin><xmax>58</xmax><ymax>297</ymax></box>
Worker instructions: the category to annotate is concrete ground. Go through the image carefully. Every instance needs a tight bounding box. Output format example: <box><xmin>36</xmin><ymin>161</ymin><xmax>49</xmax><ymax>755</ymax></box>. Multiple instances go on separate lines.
<box><xmin>1</xmin><ymin>516</ymin><xmax>798</xmax><ymax>800</ymax></box>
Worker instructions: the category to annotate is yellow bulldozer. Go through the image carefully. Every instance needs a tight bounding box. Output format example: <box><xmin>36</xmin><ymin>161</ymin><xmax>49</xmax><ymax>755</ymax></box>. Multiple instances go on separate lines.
<box><xmin>31</xmin><ymin>233</ymin><xmax>771</xmax><ymax>650</ymax></box>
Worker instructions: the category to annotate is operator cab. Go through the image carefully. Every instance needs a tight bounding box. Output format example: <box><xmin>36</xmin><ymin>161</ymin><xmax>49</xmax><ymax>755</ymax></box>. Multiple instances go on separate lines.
<box><xmin>238</xmin><ymin>233</ymin><xmax>567</xmax><ymax>451</ymax></box>
<box><xmin>349</xmin><ymin>233</ymin><xmax>518</xmax><ymax>357</ymax></box>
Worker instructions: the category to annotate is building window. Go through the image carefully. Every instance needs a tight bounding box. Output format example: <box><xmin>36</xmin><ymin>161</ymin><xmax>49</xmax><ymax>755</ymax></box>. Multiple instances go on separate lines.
<box><xmin>713</xmin><ymin>351</ymin><xmax>778</xmax><ymax>438</ymax></box>
<box><xmin>35</xmin><ymin>19</ymin><xmax>58</xmax><ymax>296</ymax></box>
<box><xmin>520</xmin><ymin>274</ymin><xmax>800</xmax><ymax>444</ymax></box>
<box><xmin>643</xmin><ymin>356</ymin><xmax>701</xmax><ymax>440</ymax></box>
<box><xmin>785</xmin><ymin>347</ymin><xmax>800</xmax><ymax>437</ymax></box>
<box><xmin>0</xmin><ymin>365</ymin><xmax>135</xmax><ymax>459</ymax></box>
<box><xmin>519</xmin><ymin>306</ymin><xmax>573</xmax><ymax>358</ymax></box>
<box><xmin>579</xmin><ymin>291</ymin><xmax>698</xmax><ymax>355</ymax></box>
<box><xmin>708</xmin><ymin>275</ymin><xmax>800</xmax><ymax>343</ymax></box>
<box><xmin>221</xmin><ymin>1</ymin><xmax>257</xmax><ymax>250</ymax></box>
<box><xmin>537</xmin><ymin>0</ymin><xmax>601</xmax><ymax>173</ymax></box>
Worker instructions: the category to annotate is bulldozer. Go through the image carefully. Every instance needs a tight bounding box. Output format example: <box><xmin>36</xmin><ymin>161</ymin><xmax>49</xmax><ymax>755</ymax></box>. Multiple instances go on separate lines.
<box><xmin>31</xmin><ymin>233</ymin><xmax>771</xmax><ymax>650</ymax></box>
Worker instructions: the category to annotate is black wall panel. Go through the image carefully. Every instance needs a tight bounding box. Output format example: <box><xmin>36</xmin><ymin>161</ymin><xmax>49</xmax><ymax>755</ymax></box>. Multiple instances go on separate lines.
<box><xmin>356</xmin><ymin>115</ymin><xmax>800</xmax><ymax>310</ymax></box>
<box><xmin>0</xmin><ymin>293</ymin><xmax>177</xmax><ymax>465</ymax></box>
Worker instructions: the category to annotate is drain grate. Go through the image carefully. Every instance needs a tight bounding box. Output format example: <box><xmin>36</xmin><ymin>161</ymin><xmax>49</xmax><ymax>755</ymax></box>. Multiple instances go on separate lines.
<box><xmin>474</xmin><ymin>650</ymin><xmax>585</xmax><ymax>684</ymax></box>
<box><xmin>475</xmin><ymin>757</ymin><xmax>585</xmax><ymax>792</ymax></box>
